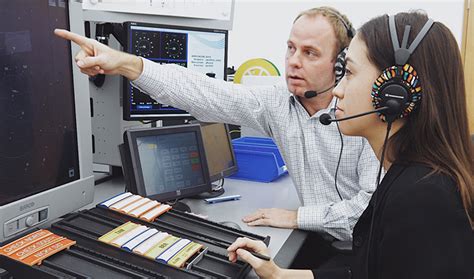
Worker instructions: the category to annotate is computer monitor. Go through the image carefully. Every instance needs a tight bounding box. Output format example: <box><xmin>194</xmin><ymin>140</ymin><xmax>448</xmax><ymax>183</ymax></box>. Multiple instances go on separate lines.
<box><xmin>123</xmin><ymin>125</ymin><xmax>212</xmax><ymax>202</ymax></box>
<box><xmin>122</xmin><ymin>22</ymin><xmax>228</xmax><ymax>121</ymax></box>
<box><xmin>199</xmin><ymin>123</ymin><xmax>238</xmax><ymax>183</ymax></box>
<box><xmin>0</xmin><ymin>1</ymin><xmax>94</xmax><ymax>243</ymax></box>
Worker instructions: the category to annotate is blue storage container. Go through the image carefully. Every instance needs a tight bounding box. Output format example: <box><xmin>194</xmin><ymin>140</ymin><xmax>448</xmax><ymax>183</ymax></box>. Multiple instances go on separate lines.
<box><xmin>229</xmin><ymin>137</ymin><xmax>288</xmax><ymax>182</ymax></box>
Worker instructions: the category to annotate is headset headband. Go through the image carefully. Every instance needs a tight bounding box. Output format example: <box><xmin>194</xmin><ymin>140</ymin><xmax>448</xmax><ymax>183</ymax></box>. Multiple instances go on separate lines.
<box><xmin>316</xmin><ymin>7</ymin><xmax>355</xmax><ymax>39</ymax></box>
<box><xmin>389</xmin><ymin>15</ymin><xmax>434</xmax><ymax>65</ymax></box>
<box><xmin>331</xmin><ymin>11</ymin><xmax>355</xmax><ymax>38</ymax></box>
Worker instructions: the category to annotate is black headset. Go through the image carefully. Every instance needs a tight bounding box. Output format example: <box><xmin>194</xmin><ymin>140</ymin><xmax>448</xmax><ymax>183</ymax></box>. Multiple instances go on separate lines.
<box><xmin>328</xmin><ymin>8</ymin><xmax>355</xmax><ymax>84</ymax></box>
<box><xmin>371</xmin><ymin>15</ymin><xmax>434</xmax><ymax>123</ymax></box>
<box><xmin>304</xmin><ymin>8</ymin><xmax>355</xmax><ymax>98</ymax></box>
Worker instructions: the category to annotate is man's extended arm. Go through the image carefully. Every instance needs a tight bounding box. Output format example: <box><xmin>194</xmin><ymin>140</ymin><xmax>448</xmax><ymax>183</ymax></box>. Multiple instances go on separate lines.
<box><xmin>54</xmin><ymin>28</ymin><xmax>285</xmax><ymax>134</ymax></box>
<box><xmin>132</xmin><ymin>57</ymin><xmax>285</xmax><ymax>133</ymax></box>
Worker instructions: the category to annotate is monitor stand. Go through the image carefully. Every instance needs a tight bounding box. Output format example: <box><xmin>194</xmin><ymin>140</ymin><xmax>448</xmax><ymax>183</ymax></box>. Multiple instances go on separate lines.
<box><xmin>161</xmin><ymin>119</ymin><xmax>190</xmax><ymax>127</ymax></box>
<box><xmin>169</xmin><ymin>201</ymin><xmax>191</xmax><ymax>213</ymax></box>
<box><xmin>188</xmin><ymin>183</ymin><xmax>225</xmax><ymax>199</ymax></box>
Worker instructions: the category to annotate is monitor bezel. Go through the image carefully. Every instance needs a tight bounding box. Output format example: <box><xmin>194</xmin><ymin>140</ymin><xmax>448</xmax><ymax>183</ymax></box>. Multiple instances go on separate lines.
<box><xmin>0</xmin><ymin>0</ymin><xmax>81</xmax><ymax>207</ymax></box>
<box><xmin>198</xmin><ymin>122</ymin><xmax>238</xmax><ymax>182</ymax></box>
<box><xmin>0</xmin><ymin>1</ymin><xmax>94</xmax><ymax>244</ymax></box>
<box><xmin>122</xmin><ymin>21</ymin><xmax>228</xmax><ymax>121</ymax></box>
<box><xmin>125</xmin><ymin>124</ymin><xmax>212</xmax><ymax>202</ymax></box>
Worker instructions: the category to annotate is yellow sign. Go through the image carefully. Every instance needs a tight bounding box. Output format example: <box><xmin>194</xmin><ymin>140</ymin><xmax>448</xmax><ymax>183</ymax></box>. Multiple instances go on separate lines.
<box><xmin>233</xmin><ymin>58</ymin><xmax>280</xmax><ymax>84</ymax></box>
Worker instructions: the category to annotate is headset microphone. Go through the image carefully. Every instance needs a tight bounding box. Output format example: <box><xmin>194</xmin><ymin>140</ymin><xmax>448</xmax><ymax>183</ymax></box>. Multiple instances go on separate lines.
<box><xmin>319</xmin><ymin>99</ymin><xmax>402</xmax><ymax>125</ymax></box>
<box><xmin>304</xmin><ymin>83</ymin><xmax>336</xmax><ymax>98</ymax></box>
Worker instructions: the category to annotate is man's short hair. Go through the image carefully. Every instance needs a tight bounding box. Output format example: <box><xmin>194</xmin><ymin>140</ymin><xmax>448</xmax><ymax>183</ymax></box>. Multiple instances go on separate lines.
<box><xmin>294</xmin><ymin>7</ymin><xmax>354</xmax><ymax>58</ymax></box>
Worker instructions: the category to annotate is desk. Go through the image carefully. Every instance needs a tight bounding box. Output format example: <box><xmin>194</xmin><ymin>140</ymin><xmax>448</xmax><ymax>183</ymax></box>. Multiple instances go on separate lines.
<box><xmin>83</xmin><ymin>174</ymin><xmax>308</xmax><ymax>277</ymax></box>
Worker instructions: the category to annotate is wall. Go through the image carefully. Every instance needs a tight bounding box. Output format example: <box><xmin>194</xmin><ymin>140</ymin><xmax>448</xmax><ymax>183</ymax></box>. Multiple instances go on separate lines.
<box><xmin>462</xmin><ymin>0</ymin><xmax>474</xmax><ymax>132</ymax></box>
<box><xmin>227</xmin><ymin>0</ymin><xmax>465</xmax><ymax>73</ymax></box>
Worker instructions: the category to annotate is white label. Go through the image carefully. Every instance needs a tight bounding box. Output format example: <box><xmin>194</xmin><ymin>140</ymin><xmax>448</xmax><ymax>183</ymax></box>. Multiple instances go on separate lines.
<box><xmin>111</xmin><ymin>225</ymin><xmax>148</xmax><ymax>247</ymax></box>
<box><xmin>110</xmin><ymin>195</ymin><xmax>141</xmax><ymax>211</ymax></box>
<box><xmin>122</xmin><ymin>228</ymin><xmax>158</xmax><ymax>251</ymax></box>
<box><xmin>133</xmin><ymin>232</ymin><xmax>170</xmax><ymax>255</ymax></box>
<box><xmin>129</xmin><ymin>201</ymin><xmax>159</xmax><ymax>217</ymax></box>
<box><xmin>121</xmin><ymin>198</ymin><xmax>150</xmax><ymax>214</ymax></box>
<box><xmin>100</xmin><ymin>192</ymin><xmax>132</xmax><ymax>208</ymax></box>
<box><xmin>156</xmin><ymin>239</ymin><xmax>191</xmax><ymax>263</ymax></box>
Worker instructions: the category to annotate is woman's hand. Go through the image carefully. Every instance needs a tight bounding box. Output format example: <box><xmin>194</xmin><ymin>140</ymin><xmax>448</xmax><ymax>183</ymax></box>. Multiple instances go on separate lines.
<box><xmin>227</xmin><ymin>237</ymin><xmax>281</xmax><ymax>279</ymax></box>
<box><xmin>228</xmin><ymin>237</ymin><xmax>315</xmax><ymax>279</ymax></box>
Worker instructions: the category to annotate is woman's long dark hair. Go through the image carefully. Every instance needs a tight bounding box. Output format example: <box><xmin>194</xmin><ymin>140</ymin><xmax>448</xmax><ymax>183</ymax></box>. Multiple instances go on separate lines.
<box><xmin>359</xmin><ymin>12</ymin><xmax>474</xmax><ymax>228</ymax></box>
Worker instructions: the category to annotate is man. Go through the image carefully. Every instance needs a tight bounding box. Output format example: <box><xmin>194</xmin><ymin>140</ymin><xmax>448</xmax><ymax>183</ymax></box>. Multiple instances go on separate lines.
<box><xmin>55</xmin><ymin>7</ymin><xmax>378</xmax><ymax>242</ymax></box>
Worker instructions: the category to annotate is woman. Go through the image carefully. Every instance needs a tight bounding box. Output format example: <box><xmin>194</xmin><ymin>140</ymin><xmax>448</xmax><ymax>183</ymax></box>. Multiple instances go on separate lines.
<box><xmin>227</xmin><ymin>11</ymin><xmax>474</xmax><ymax>278</ymax></box>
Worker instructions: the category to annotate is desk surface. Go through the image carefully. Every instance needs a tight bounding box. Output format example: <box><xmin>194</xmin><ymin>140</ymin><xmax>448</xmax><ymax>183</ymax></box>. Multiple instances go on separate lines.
<box><xmin>84</xmin><ymin>174</ymin><xmax>308</xmax><ymax>277</ymax></box>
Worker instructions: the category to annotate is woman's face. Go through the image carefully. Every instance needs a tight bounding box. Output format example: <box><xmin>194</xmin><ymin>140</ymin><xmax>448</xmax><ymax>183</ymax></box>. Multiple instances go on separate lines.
<box><xmin>332</xmin><ymin>35</ymin><xmax>383</xmax><ymax>137</ymax></box>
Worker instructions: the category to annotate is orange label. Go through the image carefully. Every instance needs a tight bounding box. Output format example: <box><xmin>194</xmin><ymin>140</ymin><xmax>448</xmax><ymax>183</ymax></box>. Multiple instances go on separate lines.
<box><xmin>10</xmin><ymin>234</ymin><xmax>64</xmax><ymax>261</ymax></box>
<box><xmin>0</xmin><ymin>230</ymin><xmax>52</xmax><ymax>256</ymax></box>
<box><xmin>21</xmin><ymin>238</ymin><xmax>76</xmax><ymax>266</ymax></box>
<box><xmin>139</xmin><ymin>204</ymin><xmax>172</xmax><ymax>222</ymax></box>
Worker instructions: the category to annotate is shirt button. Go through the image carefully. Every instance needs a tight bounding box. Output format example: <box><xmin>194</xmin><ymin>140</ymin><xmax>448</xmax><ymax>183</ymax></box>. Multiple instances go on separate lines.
<box><xmin>353</xmin><ymin>236</ymin><xmax>363</xmax><ymax>247</ymax></box>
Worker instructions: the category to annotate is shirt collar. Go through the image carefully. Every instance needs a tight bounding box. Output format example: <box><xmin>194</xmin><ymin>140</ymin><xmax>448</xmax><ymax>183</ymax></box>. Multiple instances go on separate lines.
<box><xmin>289</xmin><ymin>94</ymin><xmax>337</xmax><ymax>119</ymax></box>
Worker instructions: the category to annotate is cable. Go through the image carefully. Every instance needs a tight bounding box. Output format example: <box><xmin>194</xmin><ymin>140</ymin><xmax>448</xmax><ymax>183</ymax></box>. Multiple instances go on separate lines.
<box><xmin>213</xmin><ymin>178</ymin><xmax>225</xmax><ymax>191</ymax></box>
<box><xmin>167</xmin><ymin>199</ymin><xmax>179</xmax><ymax>206</ymax></box>
<box><xmin>140</xmin><ymin>120</ymin><xmax>158</xmax><ymax>125</ymax></box>
<box><xmin>334</xmin><ymin>121</ymin><xmax>344</xmax><ymax>201</ymax></box>
<box><xmin>333</xmin><ymin>99</ymin><xmax>344</xmax><ymax>201</ymax></box>
<box><xmin>365</xmin><ymin>120</ymin><xmax>392</xmax><ymax>277</ymax></box>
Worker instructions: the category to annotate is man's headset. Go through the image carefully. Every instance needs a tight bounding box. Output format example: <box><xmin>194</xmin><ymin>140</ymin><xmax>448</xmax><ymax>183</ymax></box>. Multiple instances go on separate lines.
<box><xmin>304</xmin><ymin>8</ymin><xmax>356</xmax><ymax>98</ymax></box>
<box><xmin>320</xmin><ymin>15</ymin><xmax>434</xmax><ymax>125</ymax></box>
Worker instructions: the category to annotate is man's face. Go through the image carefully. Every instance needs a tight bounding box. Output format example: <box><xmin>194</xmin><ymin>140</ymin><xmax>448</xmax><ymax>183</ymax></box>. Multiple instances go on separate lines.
<box><xmin>285</xmin><ymin>15</ymin><xmax>338</xmax><ymax>97</ymax></box>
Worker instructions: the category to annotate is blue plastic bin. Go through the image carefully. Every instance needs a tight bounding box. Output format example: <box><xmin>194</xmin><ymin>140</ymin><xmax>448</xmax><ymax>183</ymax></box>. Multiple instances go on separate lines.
<box><xmin>229</xmin><ymin>137</ymin><xmax>288</xmax><ymax>182</ymax></box>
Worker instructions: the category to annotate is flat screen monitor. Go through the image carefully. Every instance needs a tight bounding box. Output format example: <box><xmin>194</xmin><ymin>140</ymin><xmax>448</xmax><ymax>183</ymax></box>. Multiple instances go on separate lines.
<box><xmin>0</xmin><ymin>0</ymin><xmax>79</xmax><ymax>206</ymax></box>
<box><xmin>0</xmin><ymin>0</ymin><xmax>94</xmax><ymax>243</ymax></box>
<box><xmin>124</xmin><ymin>125</ymin><xmax>212</xmax><ymax>202</ymax></box>
<box><xmin>199</xmin><ymin>123</ymin><xmax>238</xmax><ymax>183</ymax></box>
<box><xmin>123</xmin><ymin>22</ymin><xmax>228</xmax><ymax>121</ymax></box>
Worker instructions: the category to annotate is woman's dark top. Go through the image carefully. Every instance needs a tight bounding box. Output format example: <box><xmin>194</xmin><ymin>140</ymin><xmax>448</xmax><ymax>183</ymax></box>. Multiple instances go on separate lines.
<box><xmin>313</xmin><ymin>162</ymin><xmax>474</xmax><ymax>279</ymax></box>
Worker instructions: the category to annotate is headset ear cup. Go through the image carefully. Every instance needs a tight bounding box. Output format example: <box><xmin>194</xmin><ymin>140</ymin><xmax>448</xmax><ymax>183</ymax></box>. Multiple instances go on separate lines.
<box><xmin>335</xmin><ymin>48</ymin><xmax>348</xmax><ymax>84</ymax></box>
<box><xmin>371</xmin><ymin>64</ymin><xmax>422</xmax><ymax>122</ymax></box>
<box><xmin>348</xmin><ymin>26</ymin><xmax>356</xmax><ymax>39</ymax></box>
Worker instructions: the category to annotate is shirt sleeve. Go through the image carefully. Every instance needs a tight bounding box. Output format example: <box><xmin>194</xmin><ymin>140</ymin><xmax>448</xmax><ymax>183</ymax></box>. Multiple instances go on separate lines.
<box><xmin>131</xmin><ymin>57</ymin><xmax>286</xmax><ymax>136</ymax></box>
<box><xmin>297</xmin><ymin>139</ymin><xmax>379</xmax><ymax>240</ymax></box>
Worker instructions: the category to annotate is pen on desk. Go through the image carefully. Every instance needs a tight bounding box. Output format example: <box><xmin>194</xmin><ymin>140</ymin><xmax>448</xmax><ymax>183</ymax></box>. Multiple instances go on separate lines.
<box><xmin>204</xmin><ymin>194</ymin><xmax>241</xmax><ymax>204</ymax></box>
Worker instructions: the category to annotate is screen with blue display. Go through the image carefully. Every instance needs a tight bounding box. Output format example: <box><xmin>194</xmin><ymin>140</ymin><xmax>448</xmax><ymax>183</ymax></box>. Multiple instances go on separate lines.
<box><xmin>123</xmin><ymin>22</ymin><xmax>228</xmax><ymax>120</ymax></box>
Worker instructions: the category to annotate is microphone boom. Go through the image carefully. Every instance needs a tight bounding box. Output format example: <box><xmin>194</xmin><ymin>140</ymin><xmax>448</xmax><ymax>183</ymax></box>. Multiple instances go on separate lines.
<box><xmin>319</xmin><ymin>106</ymin><xmax>389</xmax><ymax>125</ymax></box>
<box><xmin>304</xmin><ymin>83</ymin><xmax>336</xmax><ymax>99</ymax></box>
